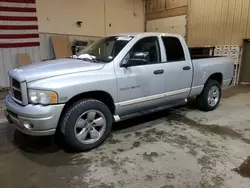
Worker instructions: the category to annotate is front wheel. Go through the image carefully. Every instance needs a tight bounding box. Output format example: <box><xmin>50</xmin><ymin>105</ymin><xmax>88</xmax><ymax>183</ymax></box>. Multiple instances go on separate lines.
<box><xmin>196</xmin><ymin>79</ymin><xmax>221</xmax><ymax>111</ymax></box>
<box><xmin>59</xmin><ymin>99</ymin><xmax>113</xmax><ymax>151</ymax></box>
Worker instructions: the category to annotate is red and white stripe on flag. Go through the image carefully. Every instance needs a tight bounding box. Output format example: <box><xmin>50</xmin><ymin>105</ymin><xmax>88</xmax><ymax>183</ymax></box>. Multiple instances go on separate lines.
<box><xmin>0</xmin><ymin>0</ymin><xmax>40</xmax><ymax>48</ymax></box>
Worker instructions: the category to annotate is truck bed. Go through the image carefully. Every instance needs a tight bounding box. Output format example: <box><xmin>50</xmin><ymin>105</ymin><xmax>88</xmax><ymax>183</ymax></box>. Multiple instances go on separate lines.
<box><xmin>191</xmin><ymin>56</ymin><xmax>234</xmax><ymax>95</ymax></box>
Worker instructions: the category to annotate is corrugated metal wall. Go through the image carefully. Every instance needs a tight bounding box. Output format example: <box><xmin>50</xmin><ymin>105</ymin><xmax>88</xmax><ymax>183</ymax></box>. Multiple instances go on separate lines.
<box><xmin>187</xmin><ymin>0</ymin><xmax>250</xmax><ymax>47</ymax></box>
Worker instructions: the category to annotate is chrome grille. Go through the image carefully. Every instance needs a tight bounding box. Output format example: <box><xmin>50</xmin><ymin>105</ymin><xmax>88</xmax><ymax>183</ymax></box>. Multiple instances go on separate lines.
<box><xmin>12</xmin><ymin>78</ymin><xmax>20</xmax><ymax>89</ymax></box>
<box><xmin>10</xmin><ymin>77</ymin><xmax>23</xmax><ymax>103</ymax></box>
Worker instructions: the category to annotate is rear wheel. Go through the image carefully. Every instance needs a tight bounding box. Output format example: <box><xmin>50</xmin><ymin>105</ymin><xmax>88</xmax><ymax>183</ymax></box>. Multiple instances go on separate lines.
<box><xmin>59</xmin><ymin>99</ymin><xmax>113</xmax><ymax>151</ymax></box>
<box><xmin>196</xmin><ymin>79</ymin><xmax>221</xmax><ymax>111</ymax></box>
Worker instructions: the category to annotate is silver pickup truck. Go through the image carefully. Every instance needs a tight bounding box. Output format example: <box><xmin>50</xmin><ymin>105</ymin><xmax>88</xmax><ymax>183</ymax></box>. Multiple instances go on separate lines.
<box><xmin>4</xmin><ymin>32</ymin><xmax>234</xmax><ymax>151</ymax></box>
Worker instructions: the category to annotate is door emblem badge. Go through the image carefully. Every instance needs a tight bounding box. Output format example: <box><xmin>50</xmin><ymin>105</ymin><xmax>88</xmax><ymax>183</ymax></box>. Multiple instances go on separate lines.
<box><xmin>119</xmin><ymin>85</ymin><xmax>140</xmax><ymax>91</ymax></box>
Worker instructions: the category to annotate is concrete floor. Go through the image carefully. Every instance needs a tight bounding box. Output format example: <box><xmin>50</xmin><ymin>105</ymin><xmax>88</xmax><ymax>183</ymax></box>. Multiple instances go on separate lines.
<box><xmin>1</xmin><ymin>85</ymin><xmax>250</xmax><ymax>188</ymax></box>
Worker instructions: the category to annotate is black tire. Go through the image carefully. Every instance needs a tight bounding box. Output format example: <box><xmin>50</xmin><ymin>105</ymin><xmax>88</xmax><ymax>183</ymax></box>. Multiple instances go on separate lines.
<box><xmin>58</xmin><ymin>99</ymin><xmax>113</xmax><ymax>152</ymax></box>
<box><xmin>196</xmin><ymin>79</ymin><xmax>221</xmax><ymax>111</ymax></box>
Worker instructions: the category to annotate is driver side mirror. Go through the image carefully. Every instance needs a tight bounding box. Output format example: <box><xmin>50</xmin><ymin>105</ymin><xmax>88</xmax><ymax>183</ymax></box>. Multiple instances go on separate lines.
<box><xmin>121</xmin><ymin>52</ymin><xmax>149</xmax><ymax>68</ymax></box>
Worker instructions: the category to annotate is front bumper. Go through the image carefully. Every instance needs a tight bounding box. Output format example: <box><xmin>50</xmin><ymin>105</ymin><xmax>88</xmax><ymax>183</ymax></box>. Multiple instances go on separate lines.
<box><xmin>4</xmin><ymin>93</ymin><xmax>65</xmax><ymax>136</ymax></box>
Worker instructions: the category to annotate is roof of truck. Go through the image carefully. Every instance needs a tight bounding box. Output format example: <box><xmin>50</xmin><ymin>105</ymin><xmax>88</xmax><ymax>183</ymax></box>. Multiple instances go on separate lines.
<box><xmin>112</xmin><ymin>32</ymin><xmax>181</xmax><ymax>38</ymax></box>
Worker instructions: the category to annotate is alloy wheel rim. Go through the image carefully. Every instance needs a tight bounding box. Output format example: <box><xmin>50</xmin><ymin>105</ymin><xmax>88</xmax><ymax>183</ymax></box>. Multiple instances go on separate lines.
<box><xmin>207</xmin><ymin>85</ymin><xmax>220</xmax><ymax>107</ymax></box>
<box><xmin>74</xmin><ymin>110</ymin><xmax>106</xmax><ymax>144</ymax></box>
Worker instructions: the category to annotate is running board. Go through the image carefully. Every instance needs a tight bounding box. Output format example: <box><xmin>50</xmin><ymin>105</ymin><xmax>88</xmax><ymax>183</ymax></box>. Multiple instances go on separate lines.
<box><xmin>113</xmin><ymin>98</ymin><xmax>187</xmax><ymax>122</ymax></box>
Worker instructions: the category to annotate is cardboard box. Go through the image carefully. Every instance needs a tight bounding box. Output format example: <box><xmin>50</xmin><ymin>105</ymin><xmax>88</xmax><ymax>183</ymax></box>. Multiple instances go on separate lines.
<box><xmin>17</xmin><ymin>53</ymin><xmax>31</xmax><ymax>67</ymax></box>
<box><xmin>51</xmin><ymin>36</ymin><xmax>72</xmax><ymax>59</ymax></box>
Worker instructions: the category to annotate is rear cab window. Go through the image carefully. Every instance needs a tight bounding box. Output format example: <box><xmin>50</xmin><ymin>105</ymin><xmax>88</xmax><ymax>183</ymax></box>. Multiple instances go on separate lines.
<box><xmin>161</xmin><ymin>37</ymin><xmax>185</xmax><ymax>62</ymax></box>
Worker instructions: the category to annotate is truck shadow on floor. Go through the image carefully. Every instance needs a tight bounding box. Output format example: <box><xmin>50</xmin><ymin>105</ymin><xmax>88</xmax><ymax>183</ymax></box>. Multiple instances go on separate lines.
<box><xmin>9</xmin><ymin>103</ymin><xmax>194</xmax><ymax>167</ymax></box>
<box><xmin>13</xmin><ymin>100</ymin><xmax>197</xmax><ymax>152</ymax></box>
<box><xmin>13</xmin><ymin>107</ymin><xmax>179</xmax><ymax>154</ymax></box>
<box><xmin>112</xmin><ymin>99</ymin><xmax>198</xmax><ymax>133</ymax></box>
<box><xmin>13</xmin><ymin>130</ymin><xmax>60</xmax><ymax>154</ymax></box>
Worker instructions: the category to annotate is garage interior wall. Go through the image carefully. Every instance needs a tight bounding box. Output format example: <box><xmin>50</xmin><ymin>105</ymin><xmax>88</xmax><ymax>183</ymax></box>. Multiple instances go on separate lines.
<box><xmin>36</xmin><ymin>0</ymin><xmax>144</xmax><ymax>36</ymax></box>
<box><xmin>188</xmin><ymin>0</ymin><xmax>250</xmax><ymax>47</ymax></box>
<box><xmin>145</xmin><ymin>0</ymin><xmax>187</xmax><ymax>38</ymax></box>
<box><xmin>0</xmin><ymin>0</ymin><xmax>144</xmax><ymax>88</ymax></box>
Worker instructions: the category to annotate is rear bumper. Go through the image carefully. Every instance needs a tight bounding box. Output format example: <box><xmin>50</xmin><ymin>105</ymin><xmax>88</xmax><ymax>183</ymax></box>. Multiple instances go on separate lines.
<box><xmin>4</xmin><ymin>93</ymin><xmax>64</xmax><ymax>136</ymax></box>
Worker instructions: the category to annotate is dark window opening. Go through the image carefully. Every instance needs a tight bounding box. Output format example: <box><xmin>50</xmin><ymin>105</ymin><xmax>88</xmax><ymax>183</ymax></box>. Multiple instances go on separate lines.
<box><xmin>162</xmin><ymin>37</ymin><xmax>185</xmax><ymax>62</ymax></box>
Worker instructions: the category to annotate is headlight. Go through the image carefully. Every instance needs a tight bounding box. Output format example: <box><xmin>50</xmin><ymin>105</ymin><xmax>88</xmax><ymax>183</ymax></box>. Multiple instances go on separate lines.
<box><xmin>28</xmin><ymin>89</ymin><xmax>58</xmax><ymax>104</ymax></box>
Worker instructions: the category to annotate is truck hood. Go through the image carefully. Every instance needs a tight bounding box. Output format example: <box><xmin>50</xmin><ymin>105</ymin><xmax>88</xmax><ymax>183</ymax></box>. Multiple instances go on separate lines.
<box><xmin>9</xmin><ymin>58</ymin><xmax>105</xmax><ymax>82</ymax></box>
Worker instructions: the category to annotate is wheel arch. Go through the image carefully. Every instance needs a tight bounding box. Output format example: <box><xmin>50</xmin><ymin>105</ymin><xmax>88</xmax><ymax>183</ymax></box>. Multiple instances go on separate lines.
<box><xmin>206</xmin><ymin>73</ymin><xmax>223</xmax><ymax>85</ymax></box>
<box><xmin>62</xmin><ymin>90</ymin><xmax>116</xmax><ymax>115</ymax></box>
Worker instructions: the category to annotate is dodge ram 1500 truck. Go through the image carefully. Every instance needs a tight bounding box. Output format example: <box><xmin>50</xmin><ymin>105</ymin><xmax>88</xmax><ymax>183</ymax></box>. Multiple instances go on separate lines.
<box><xmin>4</xmin><ymin>32</ymin><xmax>234</xmax><ymax>151</ymax></box>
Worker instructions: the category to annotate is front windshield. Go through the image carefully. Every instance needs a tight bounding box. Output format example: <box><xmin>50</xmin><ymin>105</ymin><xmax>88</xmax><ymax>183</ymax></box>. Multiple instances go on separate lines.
<box><xmin>76</xmin><ymin>36</ymin><xmax>133</xmax><ymax>62</ymax></box>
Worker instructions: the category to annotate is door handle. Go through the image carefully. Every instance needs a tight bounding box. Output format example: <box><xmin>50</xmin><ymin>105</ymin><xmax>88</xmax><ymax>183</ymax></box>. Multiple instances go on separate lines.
<box><xmin>183</xmin><ymin>66</ymin><xmax>191</xmax><ymax>70</ymax></box>
<box><xmin>154</xmin><ymin>69</ymin><xmax>164</xmax><ymax>74</ymax></box>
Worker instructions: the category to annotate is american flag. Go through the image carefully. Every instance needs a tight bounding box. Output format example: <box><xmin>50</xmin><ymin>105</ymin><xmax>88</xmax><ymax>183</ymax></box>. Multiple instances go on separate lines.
<box><xmin>0</xmin><ymin>0</ymin><xmax>39</xmax><ymax>48</ymax></box>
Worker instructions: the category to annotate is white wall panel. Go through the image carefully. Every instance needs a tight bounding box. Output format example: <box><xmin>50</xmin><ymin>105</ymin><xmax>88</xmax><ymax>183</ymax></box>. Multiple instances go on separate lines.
<box><xmin>25</xmin><ymin>47</ymin><xmax>34</xmax><ymax>62</ymax></box>
<box><xmin>1</xmin><ymin>49</ymin><xmax>12</xmax><ymax>86</ymax></box>
<box><xmin>146</xmin><ymin>15</ymin><xmax>187</xmax><ymax>38</ymax></box>
<box><xmin>0</xmin><ymin>50</ymin><xmax>6</xmax><ymax>87</ymax></box>
<box><xmin>17</xmin><ymin>47</ymin><xmax>25</xmax><ymax>54</ymax></box>
<box><xmin>32</xmin><ymin>46</ymin><xmax>41</xmax><ymax>63</ymax></box>
<box><xmin>39</xmin><ymin>33</ymin><xmax>48</xmax><ymax>60</ymax></box>
<box><xmin>10</xmin><ymin>48</ymin><xmax>18</xmax><ymax>69</ymax></box>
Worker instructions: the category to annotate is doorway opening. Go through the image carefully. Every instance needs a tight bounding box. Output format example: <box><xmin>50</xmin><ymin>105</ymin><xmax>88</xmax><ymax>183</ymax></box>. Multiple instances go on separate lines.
<box><xmin>240</xmin><ymin>39</ymin><xmax>250</xmax><ymax>84</ymax></box>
